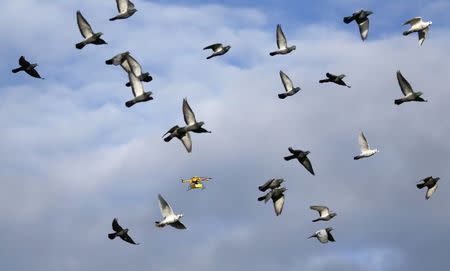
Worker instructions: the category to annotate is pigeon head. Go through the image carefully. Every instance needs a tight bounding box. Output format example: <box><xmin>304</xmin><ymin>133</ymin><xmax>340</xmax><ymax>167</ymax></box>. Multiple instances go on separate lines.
<box><xmin>280</xmin><ymin>187</ymin><xmax>287</xmax><ymax>193</ymax></box>
<box><xmin>434</xmin><ymin>177</ymin><xmax>440</xmax><ymax>181</ymax></box>
<box><xmin>290</xmin><ymin>45</ymin><xmax>297</xmax><ymax>51</ymax></box>
<box><xmin>365</xmin><ymin>10</ymin><xmax>373</xmax><ymax>16</ymax></box>
<box><xmin>177</xmin><ymin>214</ymin><xmax>183</xmax><ymax>219</ymax></box>
<box><xmin>305</xmin><ymin>151</ymin><xmax>310</xmax><ymax>155</ymax></box>
<box><xmin>375</xmin><ymin>149</ymin><xmax>380</xmax><ymax>153</ymax></box>
<box><xmin>416</xmin><ymin>91</ymin><xmax>424</xmax><ymax>96</ymax></box>
<box><xmin>429</xmin><ymin>21</ymin><xmax>433</xmax><ymax>26</ymax></box>
<box><xmin>308</xmin><ymin>233</ymin><xmax>317</xmax><ymax>239</ymax></box>
<box><xmin>330</xmin><ymin>213</ymin><xmax>337</xmax><ymax>218</ymax></box>
<box><xmin>224</xmin><ymin>45</ymin><xmax>231</xmax><ymax>51</ymax></box>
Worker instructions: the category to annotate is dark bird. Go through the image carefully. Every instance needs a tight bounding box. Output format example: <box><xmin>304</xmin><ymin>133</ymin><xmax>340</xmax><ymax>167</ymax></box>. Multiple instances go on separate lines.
<box><xmin>395</xmin><ymin>70</ymin><xmax>427</xmax><ymax>105</ymax></box>
<box><xmin>269</xmin><ymin>24</ymin><xmax>296</xmax><ymax>56</ymax></box>
<box><xmin>310</xmin><ymin>206</ymin><xmax>337</xmax><ymax>222</ymax></box>
<box><xmin>110</xmin><ymin>0</ymin><xmax>137</xmax><ymax>21</ymax></box>
<box><xmin>319</xmin><ymin>73</ymin><xmax>351</xmax><ymax>88</ymax></box>
<box><xmin>75</xmin><ymin>11</ymin><xmax>107</xmax><ymax>49</ymax></box>
<box><xmin>108</xmin><ymin>218</ymin><xmax>139</xmax><ymax>245</ymax></box>
<box><xmin>12</xmin><ymin>56</ymin><xmax>44</xmax><ymax>79</ymax></box>
<box><xmin>258</xmin><ymin>187</ymin><xmax>287</xmax><ymax>216</ymax></box>
<box><xmin>278</xmin><ymin>70</ymin><xmax>301</xmax><ymax>99</ymax></box>
<box><xmin>163</xmin><ymin>98</ymin><xmax>210</xmax><ymax>153</ymax></box>
<box><xmin>308</xmin><ymin>227</ymin><xmax>335</xmax><ymax>243</ymax></box>
<box><xmin>258</xmin><ymin>178</ymin><xmax>284</xmax><ymax>192</ymax></box>
<box><xmin>284</xmin><ymin>147</ymin><xmax>315</xmax><ymax>175</ymax></box>
<box><xmin>343</xmin><ymin>10</ymin><xmax>373</xmax><ymax>41</ymax></box>
<box><xmin>417</xmin><ymin>176</ymin><xmax>441</xmax><ymax>200</ymax></box>
<box><xmin>203</xmin><ymin>43</ymin><xmax>231</xmax><ymax>59</ymax></box>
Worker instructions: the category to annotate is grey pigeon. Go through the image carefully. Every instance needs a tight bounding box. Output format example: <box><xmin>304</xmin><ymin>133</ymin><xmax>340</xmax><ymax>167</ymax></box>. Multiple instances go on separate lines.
<box><xmin>110</xmin><ymin>0</ymin><xmax>137</xmax><ymax>21</ymax></box>
<box><xmin>163</xmin><ymin>98</ymin><xmax>210</xmax><ymax>153</ymax></box>
<box><xmin>203</xmin><ymin>43</ymin><xmax>231</xmax><ymax>59</ymax></box>
<box><xmin>258</xmin><ymin>187</ymin><xmax>287</xmax><ymax>216</ymax></box>
<box><xmin>278</xmin><ymin>70</ymin><xmax>301</xmax><ymax>99</ymax></box>
<box><xmin>269</xmin><ymin>24</ymin><xmax>296</xmax><ymax>56</ymax></box>
<box><xmin>155</xmin><ymin>194</ymin><xmax>186</xmax><ymax>229</ymax></box>
<box><xmin>75</xmin><ymin>11</ymin><xmax>107</xmax><ymax>49</ymax></box>
<box><xmin>343</xmin><ymin>10</ymin><xmax>373</xmax><ymax>41</ymax></box>
<box><xmin>308</xmin><ymin>227</ymin><xmax>335</xmax><ymax>243</ymax></box>
<box><xmin>284</xmin><ymin>147</ymin><xmax>315</xmax><ymax>175</ymax></box>
<box><xmin>123</xmin><ymin>54</ymin><xmax>152</xmax><ymax>86</ymax></box>
<box><xmin>417</xmin><ymin>176</ymin><xmax>441</xmax><ymax>200</ymax></box>
<box><xmin>395</xmin><ymin>70</ymin><xmax>427</xmax><ymax>105</ymax></box>
<box><xmin>310</xmin><ymin>206</ymin><xmax>337</xmax><ymax>222</ymax></box>
<box><xmin>12</xmin><ymin>56</ymin><xmax>44</xmax><ymax>79</ymax></box>
<box><xmin>403</xmin><ymin>17</ymin><xmax>432</xmax><ymax>46</ymax></box>
<box><xmin>319</xmin><ymin>73</ymin><xmax>351</xmax><ymax>88</ymax></box>
<box><xmin>108</xmin><ymin>218</ymin><xmax>139</xmax><ymax>245</ymax></box>
<box><xmin>125</xmin><ymin>71</ymin><xmax>153</xmax><ymax>107</ymax></box>
<box><xmin>258</xmin><ymin>178</ymin><xmax>284</xmax><ymax>192</ymax></box>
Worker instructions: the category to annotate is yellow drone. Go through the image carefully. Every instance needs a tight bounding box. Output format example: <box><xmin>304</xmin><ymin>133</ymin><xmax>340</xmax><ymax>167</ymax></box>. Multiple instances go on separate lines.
<box><xmin>181</xmin><ymin>176</ymin><xmax>212</xmax><ymax>190</ymax></box>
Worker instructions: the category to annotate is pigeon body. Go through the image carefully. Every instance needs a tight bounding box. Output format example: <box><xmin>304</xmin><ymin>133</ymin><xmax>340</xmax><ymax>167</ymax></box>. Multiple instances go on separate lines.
<box><xmin>110</xmin><ymin>0</ymin><xmax>137</xmax><ymax>21</ymax></box>
<box><xmin>163</xmin><ymin>98</ymin><xmax>210</xmax><ymax>153</ymax></box>
<box><xmin>12</xmin><ymin>56</ymin><xmax>44</xmax><ymax>79</ymax></box>
<box><xmin>75</xmin><ymin>11</ymin><xmax>107</xmax><ymax>49</ymax></box>
<box><xmin>395</xmin><ymin>71</ymin><xmax>427</xmax><ymax>105</ymax></box>
<box><xmin>203</xmin><ymin>43</ymin><xmax>231</xmax><ymax>59</ymax></box>
<box><xmin>284</xmin><ymin>147</ymin><xmax>315</xmax><ymax>175</ymax></box>
<box><xmin>354</xmin><ymin>132</ymin><xmax>378</xmax><ymax>160</ymax></box>
<box><xmin>403</xmin><ymin>17</ymin><xmax>432</xmax><ymax>46</ymax></box>
<box><xmin>155</xmin><ymin>194</ymin><xmax>186</xmax><ymax>229</ymax></box>
<box><xmin>310</xmin><ymin>206</ymin><xmax>337</xmax><ymax>222</ymax></box>
<box><xmin>278</xmin><ymin>71</ymin><xmax>301</xmax><ymax>99</ymax></box>
<box><xmin>343</xmin><ymin>10</ymin><xmax>373</xmax><ymax>41</ymax></box>
<box><xmin>125</xmin><ymin>71</ymin><xmax>153</xmax><ymax>107</ymax></box>
<box><xmin>417</xmin><ymin>176</ymin><xmax>441</xmax><ymax>199</ymax></box>
<box><xmin>108</xmin><ymin>218</ymin><xmax>139</xmax><ymax>245</ymax></box>
<box><xmin>319</xmin><ymin>73</ymin><xmax>350</xmax><ymax>88</ymax></box>
<box><xmin>258</xmin><ymin>187</ymin><xmax>287</xmax><ymax>216</ymax></box>
<box><xmin>258</xmin><ymin>178</ymin><xmax>284</xmax><ymax>192</ymax></box>
<box><xmin>308</xmin><ymin>227</ymin><xmax>335</xmax><ymax>243</ymax></box>
<box><xmin>269</xmin><ymin>24</ymin><xmax>296</xmax><ymax>56</ymax></box>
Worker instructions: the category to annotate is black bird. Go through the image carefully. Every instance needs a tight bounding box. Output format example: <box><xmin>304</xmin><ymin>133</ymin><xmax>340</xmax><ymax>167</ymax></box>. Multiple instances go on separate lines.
<box><xmin>108</xmin><ymin>218</ymin><xmax>139</xmax><ymax>245</ymax></box>
<box><xmin>343</xmin><ymin>10</ymin><xmax>373</xmax><ymax>41</ymax></box>
<box><xmin>284</xmin><ymin>147</ymin><xmax>315</xmax><ymax>175</ymax></box>
<box><xmin>319</xmin><ymin>73</ymin><xmax>351</xmax><ymax>88</ymax></box>
<box><xmin>12</xmin><ymin>56</ymin><xmax>44</xmax><ymax>79</ymax></box>
<box><xmin>417</xmin><ymin>176</ymin><xmax>441</xmax><ymax>200</ymax></box>
<box><xmin>258</xmin><ymin>178</ymin><xmax>284</xmax><ymax>192</ymax></box>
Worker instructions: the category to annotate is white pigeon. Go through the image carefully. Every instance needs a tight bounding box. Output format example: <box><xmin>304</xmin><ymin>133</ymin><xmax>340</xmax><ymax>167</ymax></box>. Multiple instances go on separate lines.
<box><xmin>310</xmin><ymin>206</ymin><xmax>337</xmax><ymax>222</ymax></box>
<box><xmin>125</xmin><ymin>71</ymin><xmax>153</xmax><ymax>108</ymax></box>
<box><xmin>269</xmin><ymin>24</ymin><xmax>296</xmax><ymax>56</ymax></box>
<box><xmin>110</xmin><ymin>0</ymin><xmax>137</xmax><ymax>21</ymax></box>
<box><xmin>308</xmin><ymin>227</ymin><xmax>335</xmax><ymax>244</ymax></box>
<box><xmin>155</xmin><ymin>194</ymin><xmax>186</xmax><ymax>229</ymax></box>
<box><xmin>402</xmin><ymin>17</ymin><xmax>432</xmax><ymax>46</ymax></box>
<box><xmin>75</xmin><ymin>11</ymin><xmax>107</xmax><ymax>49</ymax></box>
<box><xmin>278</xmin><ymin>70</ymin><xmax>301</xmax><ymax>99</ymax></box>
<box><xmin>354</xmin><ymin>131</ymin><xmax>378</xmax><ymax>160</ymax></box>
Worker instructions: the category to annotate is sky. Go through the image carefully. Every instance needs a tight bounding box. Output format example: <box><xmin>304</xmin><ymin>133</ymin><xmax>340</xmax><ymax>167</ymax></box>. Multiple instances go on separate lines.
<box><xmin>1</xmin><ymin>0</ymin><xmax>449</xmax><ymax>270</ymax></box>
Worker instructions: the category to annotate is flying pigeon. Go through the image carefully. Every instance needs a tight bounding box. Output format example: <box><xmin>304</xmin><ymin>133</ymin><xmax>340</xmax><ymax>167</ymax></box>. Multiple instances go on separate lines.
<box><xmin>354</xmin><ymin>131</ymin><xmax>379</xmax><ymax>160</ymax></box>
<box><xmin>75</xmin><ymin>11</ymin><xmax>107</xmax><ymax>49</ymax></box>
<box><xmin>343</xmin><ymin>10</ymin><xmax>373</xmax><ymax>41</ymax></box>
<box><xmin>395</xmin><ymin>70</ymin><xmax>427</xmax><ymax>105</ymax></box>
<box><xmin>12</xmin><ymin>56</ymin><xmax>44</xmax><ymax>79</ymax></box>
<box><xmin>403</xmin><ymin>17</ymin><xmax>432</xmax><ymax>46</ymax></box>
<box><xmin>310</xmin><ymin>206</ymin><xmax>337</xmax><ymax>222</ymax></box>
<box><xmin>125</xmin><ymin>71</ymin><xmax>153</xmax><ymax>107</ymax></box>
<box><xmin>269</xmin><ymin>24</ymin><xmax>296</xmax><ymax>56</ymax></box>
<box><xmin>417</xmin><ymin>176</ymin><xmax>441</xmax><ymax>200</ymax></box>
<box><xmin>284</xmin><ymin>147</ymin><xmax>315</xmax><ymax>175</ymax></box>
<box><xmin>258</xmin><ymin>178</ymin><xmax>284</xmax><ymax>192</ymax></box>
<box><xmin>123</xmin><ymin>54</ymin><xmax>152</xmax><ymax>86</ymax></box>
<box><xmin>308</xmin><ymin>227</ymin><xmax>335</xmax><ymax>243</ymax></box>
<box><xmin>163</xmin><ymin>98</ymin><xmax>211</xmax><ymax>153</ymax></box>
<box><xmin>319</xmin><ymin>73</ymin><xmax>351</xmax><ymax>88</ymax></box>
<box><xmin>155</xmin><ymin>194</ymin><xmax>186</xmax><ymax>229</ymax></box>
<box><xmin>258</xmin><ymin>187</ymin><xmax>287</xmax><ymax>216</ymax></box>
<box><xmin>203</xmin><ymin>43</ymin><xmax>231</xmax><ymax>59</ymax></box>
<box><xmin>110</xmin><ymin>0</ymin><xmax>137</xmax><ymax>21</ymax></box>
<box><xmin>105</xmin><ymin>51</ymin><xmax>130</xmax><ymax>66</ymax></box>
<box><xmin>278</xmin><ymin>70</ymin><xmax>301</xmax><ymax>99</ymax></box>
<box><xmin>108</xmin><ymin>218</ymin><xmax>139</xmax><ymax>245</ymax></box>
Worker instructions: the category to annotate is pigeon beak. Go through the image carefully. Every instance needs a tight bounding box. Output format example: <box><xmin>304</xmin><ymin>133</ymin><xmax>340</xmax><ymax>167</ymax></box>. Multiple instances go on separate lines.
<box><xmin>307</xmin><ymin>234</ymin><xmax>315</xmax><ymax>239</ymax></box>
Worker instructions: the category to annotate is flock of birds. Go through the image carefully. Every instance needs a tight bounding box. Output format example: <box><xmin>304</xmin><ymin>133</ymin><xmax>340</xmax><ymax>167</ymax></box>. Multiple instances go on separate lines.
<box><xmin>10</xmin><ymin>1</ymin><xmax>443</xmax><ymax>246</ymax></box>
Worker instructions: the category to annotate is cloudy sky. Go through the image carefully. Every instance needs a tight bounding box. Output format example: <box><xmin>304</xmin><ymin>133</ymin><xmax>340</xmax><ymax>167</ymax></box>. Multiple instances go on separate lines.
<box><xmin>1</xmin><ymin>0</ymin><xmax>449</xmax><ymax>270</ymax></box>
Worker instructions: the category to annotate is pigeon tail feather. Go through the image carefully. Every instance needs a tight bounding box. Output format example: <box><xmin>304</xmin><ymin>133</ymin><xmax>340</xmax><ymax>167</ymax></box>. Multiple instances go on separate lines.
<box><xmin>108</xmin><ymin>233</ymin><xmax>117</xmax><ymax>240</ymax></box>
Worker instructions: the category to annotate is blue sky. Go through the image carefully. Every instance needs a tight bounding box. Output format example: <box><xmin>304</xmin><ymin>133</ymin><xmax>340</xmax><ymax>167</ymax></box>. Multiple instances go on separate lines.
<box><xmin>1</xmin><ymin>1</ymin><xmax>450</xmax><ymax>271</ymax></box>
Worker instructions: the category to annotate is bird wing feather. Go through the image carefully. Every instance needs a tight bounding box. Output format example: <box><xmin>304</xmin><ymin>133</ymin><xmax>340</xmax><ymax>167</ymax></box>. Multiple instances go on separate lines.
<box><xmin>76</xmin><ymin>11</ymin><xmax>94</xmax><ymax>38</ymax></box>
<box><xmin>276</xmin><ymin>24</ymin><xmax>288</xmax><ymax>50</ymax></box>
